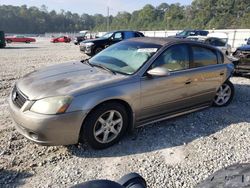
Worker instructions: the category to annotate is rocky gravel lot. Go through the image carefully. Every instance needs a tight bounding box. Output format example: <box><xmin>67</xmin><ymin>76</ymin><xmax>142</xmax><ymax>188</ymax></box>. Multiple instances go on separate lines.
<box><xmin>0</xmin><ymin>39</ymin><xmax>250</xmax><ymax>188</ymax></box>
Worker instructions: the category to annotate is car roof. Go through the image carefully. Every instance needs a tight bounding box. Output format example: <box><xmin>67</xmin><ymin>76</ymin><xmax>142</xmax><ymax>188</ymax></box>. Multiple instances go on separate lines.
<box><xmin>126</xmin><ymin>37</ymin><xmax>196</xmax><ymax>46</ymax></box>
<box><xmin>109</xmin><ymin>30</ymin><xmax>141</xmax><ymax>33</ymax></box>
<box><xmin>125</xmin><ymin>37</ymin><xmax>221</xmax><ymax>53</ymax></box>
<box><xmin>180</xmin><ymin>29</ymin><xmax>207</xmax><ymax>32</ymax></box>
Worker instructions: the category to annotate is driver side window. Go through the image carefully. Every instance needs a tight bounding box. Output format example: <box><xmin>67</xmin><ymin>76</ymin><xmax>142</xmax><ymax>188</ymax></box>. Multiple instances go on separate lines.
<box><xmin>152</xmin><ymin>44</ymin><xmax>189</xmax><ymax>72</ymax></box>
<box><xmin>113</xmin><ymin>32</ymin><xmax>123</xmax><ymax>40</ymax></box>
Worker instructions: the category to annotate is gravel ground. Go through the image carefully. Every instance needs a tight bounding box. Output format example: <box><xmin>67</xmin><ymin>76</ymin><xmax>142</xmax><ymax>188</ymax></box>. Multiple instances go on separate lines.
<box><xmin>0</xmin><ymin>39</ymin><xmax>250</xmax><ymax>188</ymax></box>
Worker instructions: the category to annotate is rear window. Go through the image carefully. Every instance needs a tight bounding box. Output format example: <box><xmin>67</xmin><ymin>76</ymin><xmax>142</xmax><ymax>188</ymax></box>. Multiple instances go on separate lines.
<box><xmin>191</xmin><ymin>46</ymin><xmax>218</xmax><ymax>68</ymax></box>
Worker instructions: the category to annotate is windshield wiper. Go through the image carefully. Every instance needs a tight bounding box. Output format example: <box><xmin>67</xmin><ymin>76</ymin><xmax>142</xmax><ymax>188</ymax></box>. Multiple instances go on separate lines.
<box><xmin>92</xmin><ymin>64</ymin><xmax>116</xmax><ymax>75</ymax></box>
<box><xmin>80</xmin><ymin>58</ymin><xmax>93</xmax><ymax>67</ymax></box>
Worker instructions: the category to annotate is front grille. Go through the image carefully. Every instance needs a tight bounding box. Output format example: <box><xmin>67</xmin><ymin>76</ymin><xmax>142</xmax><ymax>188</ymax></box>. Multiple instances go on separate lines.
<box><xmin>12</xmin><ymin>86</ymin><xmax>27</xmax><ymax>108</ymax></box>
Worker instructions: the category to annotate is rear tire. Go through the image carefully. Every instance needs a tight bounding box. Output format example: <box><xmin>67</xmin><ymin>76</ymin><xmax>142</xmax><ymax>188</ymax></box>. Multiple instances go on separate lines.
<box><xmin>79</xmin><ymin>102</ymin><xmax>128</xmax><ymax>149</ymax></box>
<box><xmin>213</xmin><ymin>80</ymin><xmax>234</xmax><ymax>107</ymax></box>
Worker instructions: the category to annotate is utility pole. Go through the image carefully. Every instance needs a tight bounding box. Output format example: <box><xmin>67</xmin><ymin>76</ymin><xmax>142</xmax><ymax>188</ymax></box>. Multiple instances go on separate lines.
<box><xmin>107</xmin><ymin>6</ymin><xmax>110</xmax><ymax>32</ymax></box>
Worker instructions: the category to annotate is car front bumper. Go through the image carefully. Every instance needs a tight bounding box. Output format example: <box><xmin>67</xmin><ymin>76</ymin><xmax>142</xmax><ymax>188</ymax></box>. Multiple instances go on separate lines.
<box><xmin>8</xmin><ymin>96</ymin><xmax>87</xmax><ymax>146</ymax></box>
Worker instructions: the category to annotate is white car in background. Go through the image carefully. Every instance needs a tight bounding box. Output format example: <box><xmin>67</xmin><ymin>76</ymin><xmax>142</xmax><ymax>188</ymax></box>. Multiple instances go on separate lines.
<box><xmin>187</xmin><ymin>32</ymin><xmax>231</xmax><ymax>55</ymax></box>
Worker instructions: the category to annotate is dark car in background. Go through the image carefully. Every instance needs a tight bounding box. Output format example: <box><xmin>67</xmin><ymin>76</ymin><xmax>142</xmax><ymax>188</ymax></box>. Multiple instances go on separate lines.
<box><xmin>80</xmin><ymin>30</ymin><xmax>144</xmax><ymax>56</ymax></box>
<box><xmin>233</xmin><ymin>45</ymin><xmax>250</xmax><ymax>75</ymax></box>
<box><xmin>0</xmin><ymin>31</ymin><xmax>6</xmax><ymax>48</ymax></box>
<box><xmin>74</xmin><ymin>31</ymin><xmax>95</xmax><ymax>45</ymax></box>
<box><xmin>74</xmin><ymin>36</ymin><xmax>86</xmax><ymax>45</ymax></box>
<box><xmin>176</xmin><ymin>29</ymin><xmax>209</xmax><ymax>38</ymax></box>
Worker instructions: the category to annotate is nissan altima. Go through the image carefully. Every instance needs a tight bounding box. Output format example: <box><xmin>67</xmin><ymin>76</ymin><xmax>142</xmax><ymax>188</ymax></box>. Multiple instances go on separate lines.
<box><xmin>9</xmin><ymin>37</ymin><xmax>235</xmax><ymax>149</ymax></box>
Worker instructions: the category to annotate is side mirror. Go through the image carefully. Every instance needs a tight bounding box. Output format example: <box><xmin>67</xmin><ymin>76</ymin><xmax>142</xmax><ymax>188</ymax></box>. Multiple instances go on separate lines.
<box><xmin>147</xmin><ymin>67</ymin><xmax>170</xmax><ymax>77</ymax></box>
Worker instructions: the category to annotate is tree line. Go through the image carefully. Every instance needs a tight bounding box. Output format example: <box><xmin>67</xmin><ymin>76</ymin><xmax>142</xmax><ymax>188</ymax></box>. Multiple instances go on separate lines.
<box><xmin>0</xmin><ymin>0</ymin><xmax>249</xmax><ymax>34</ymax></box>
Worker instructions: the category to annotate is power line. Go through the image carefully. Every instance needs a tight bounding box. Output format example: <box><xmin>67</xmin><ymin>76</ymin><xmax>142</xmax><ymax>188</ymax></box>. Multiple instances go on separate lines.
<box><xmin>107</xmin><ymin>6</ymin><xmax>110</xmax><ymax>32</ymax></box>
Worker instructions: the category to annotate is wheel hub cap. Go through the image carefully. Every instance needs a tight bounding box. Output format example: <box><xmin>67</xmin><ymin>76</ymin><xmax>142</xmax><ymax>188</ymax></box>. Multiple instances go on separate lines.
<box><xmin>93</xmin><ymin>110</ymin><xmax>123</xmax><ymax>144</ymax></box>
<box><xmin>214</xmin><ymin>83</ymin><xmax>231</xmax><ymax>106</ymax></box>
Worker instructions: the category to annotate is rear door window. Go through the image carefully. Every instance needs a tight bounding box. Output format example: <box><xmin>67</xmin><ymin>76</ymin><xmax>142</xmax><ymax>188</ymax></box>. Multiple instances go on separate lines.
<box><xmin>191</xmin><ymin>46</ymin><xmax>218</xmax><ymax>68</ymax></box>
<box><xmin>124</xmin><ymin>31</ymin><xmax>135</xmax><ymax>39</ymax></box>
<box><xmin>113</xmin><ymin>32</ymin><xmax>123</xmax><ymax>40</ymax></box>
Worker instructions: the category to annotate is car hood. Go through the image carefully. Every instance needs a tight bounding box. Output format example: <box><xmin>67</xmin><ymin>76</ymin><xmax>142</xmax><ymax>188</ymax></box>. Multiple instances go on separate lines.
<box><xmin>16</xmin><ymin>61</ymin><xmax>126</xmax><ymax>100</ymax></box>
<box><xmin>237</xmin><ymin>45</ymin><xmax>250</xmax><ymax>51</ymax></box>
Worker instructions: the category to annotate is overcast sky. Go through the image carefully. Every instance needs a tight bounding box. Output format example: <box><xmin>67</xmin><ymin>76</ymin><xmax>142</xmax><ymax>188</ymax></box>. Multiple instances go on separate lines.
<box><xmin>0</xmin><ymin>0</ymin><xmax>193</xmax><ymax>15</ymax></box>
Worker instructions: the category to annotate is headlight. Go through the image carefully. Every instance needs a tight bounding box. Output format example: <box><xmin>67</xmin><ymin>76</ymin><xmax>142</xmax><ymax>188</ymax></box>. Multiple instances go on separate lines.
<box><xmin>30</xmin><ymin>96</ymin><xmax>73</xmax><ymax>115</ymax></box>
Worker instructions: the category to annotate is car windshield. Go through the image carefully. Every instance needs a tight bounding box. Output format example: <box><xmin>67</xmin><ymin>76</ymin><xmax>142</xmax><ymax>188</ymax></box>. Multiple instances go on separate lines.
<box><xmin>101</xmin><ymin>32</ymin><xmax>114</xmax><ymax>38</ymax></box>
<box><xmin>89</xmin><ymin>41</ymin><xmax>160</xmax><ymax>75</ymax></box>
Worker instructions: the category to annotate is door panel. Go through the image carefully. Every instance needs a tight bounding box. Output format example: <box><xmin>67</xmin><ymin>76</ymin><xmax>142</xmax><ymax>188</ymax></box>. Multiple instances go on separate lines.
<box><xmin>139</xmin><ymin>43</ymin><xmax>225</xmax><ymax>122</ymax></box>
<box><xmin>139</xmin><ymin>44</ymin><xmax>192</xmax><ymax>120</ymax></box>
<box><xmin>140</xmin><ymin>71</ymin><xmax>196</xmax><ymax>120</ymax></box>
<box><xmin>189</xmin><ymin>45</ymin><xmax>226</xmax><ymax>105</ymax></box>
<box><xmin>184</xmin><ymin>64</ymin><xmax>226</xmax><ymax>106</ymax></box>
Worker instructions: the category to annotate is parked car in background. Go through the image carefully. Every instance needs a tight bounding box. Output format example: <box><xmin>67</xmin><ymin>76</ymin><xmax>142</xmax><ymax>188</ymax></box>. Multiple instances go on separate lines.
<box><xmin>74</xmin><ymin>30</ymin><xmax>94</xmax><ymax>45</ymax></box>
<box><xmin>0</xmin><ymin>31</ymin><xmax>6</xmax><ymax>48</ymax></box>
<box><xmin>5</xmin><ymin>35</ymin><xmax>36</xmax><ymax>43</ymax></box>
<box><xmin>80</xmin><ymin>30</ymin><xmax>144</xmax><ymax>56</ymax></box>
<box><xmin>233</xmin><ymin>44</ymin><xmax>250</xmax><ymax>75</ymax></box>
<box><xmin>205</xmin><ymin>33</ymin><xmax>231</xmax><ymax>55</ymax></box>
<box><xmin>176</xmin><ymin>29</ymin><xmax>209</xmax><ymax>38</ymax></box>
<box><xmin>187</xmin><ymin>32</ymin><xmax>231</xmax><ymax>55</ymax></box>
<box><xmin>51</xmin><ymin>36</ymin><xmax>71</xmax><ymax>43</ymax></box>
<box><xmin>9</xmin><ymin>37</ymin><xmax>234</xmax><ymax>149</ymax></box>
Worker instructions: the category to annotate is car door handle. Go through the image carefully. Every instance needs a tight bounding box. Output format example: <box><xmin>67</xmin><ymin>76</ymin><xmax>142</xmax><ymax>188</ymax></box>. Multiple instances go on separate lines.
<box><xmin>185</xmin><ymin>79</ymin><xmax>192</xmax><ymax>85</ymax></box>
<box><xmin>220</xmin><ymin>72</ymin><xmax>224</xmax><ymax>76</ymax></box>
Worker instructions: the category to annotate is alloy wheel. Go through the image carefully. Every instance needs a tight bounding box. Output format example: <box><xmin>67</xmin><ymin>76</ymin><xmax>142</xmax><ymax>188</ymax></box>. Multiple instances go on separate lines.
<box><xmin>93</xmin><ymin>110</ymin><xmax>123</xmax><ymax>144</ymax></box>
<box><xmin>214</xmin><ymin>83</ymin><xmax>232</xmax><ymax>106</ymax></box>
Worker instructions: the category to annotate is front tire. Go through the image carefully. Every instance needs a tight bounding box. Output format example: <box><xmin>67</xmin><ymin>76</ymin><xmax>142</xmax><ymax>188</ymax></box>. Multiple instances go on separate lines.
<box><xmin>94</xmin><ymin>47</ymin><xmax>103</xmax><ymax>55</ymax></box>
<box><xmin>213</xmin><ymin>80</ymin><xmax>234</xmax><ymax>107</ymax></box>
<box><xmin>80</xmin><ymin>103</ymin><xmax>128</xmax><ymax>149</ymax></box>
